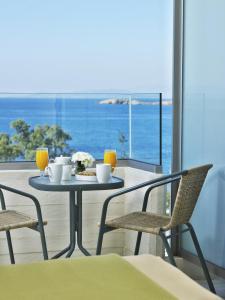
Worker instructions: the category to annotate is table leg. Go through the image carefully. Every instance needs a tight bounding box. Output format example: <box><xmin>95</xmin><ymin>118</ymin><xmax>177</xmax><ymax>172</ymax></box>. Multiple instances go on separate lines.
<box><xmin>77</xmin><ymin>190</ymin><xmax>91</xmax><ymax>256</ymax></box>
<box><xmin>51</xmin><ymin>245</ymin><xmax>71</xmax><ymax>259</ymax></box>
<box><xmin>66</xmin><ymin>191</ymin><xmax>77</xmax><ymax>258</ymax></box>
<box><xmin>51</xmin><ymin>190</ymin><xmax>91</xmax><ymax>258</ymax></box>
<box><xmin>52</xmin><ymin>191</ymin><xmax>77</xmax><ymax>259</ymax></box>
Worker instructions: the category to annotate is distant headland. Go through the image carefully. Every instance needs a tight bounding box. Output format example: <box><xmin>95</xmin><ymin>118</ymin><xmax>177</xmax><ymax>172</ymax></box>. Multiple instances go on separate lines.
<box><xmin>99</xmin><ymin>98</ymin><xmax>172</xmax><ymax>106</ymax></box>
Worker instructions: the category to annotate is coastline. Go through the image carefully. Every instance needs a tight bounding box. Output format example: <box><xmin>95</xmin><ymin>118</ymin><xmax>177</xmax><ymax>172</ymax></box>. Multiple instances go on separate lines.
<box><xmin>99</xmin><ymin>98</ymin><xmax>172</xmax><ymax>106</ymax></box>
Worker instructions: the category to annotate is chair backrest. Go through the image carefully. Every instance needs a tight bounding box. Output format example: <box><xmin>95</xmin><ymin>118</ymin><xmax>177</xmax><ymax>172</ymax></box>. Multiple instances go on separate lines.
<box><xmin>167</xmin><ymin>164</ymin><xmax>213</xmax><ymax>228</ymax></box>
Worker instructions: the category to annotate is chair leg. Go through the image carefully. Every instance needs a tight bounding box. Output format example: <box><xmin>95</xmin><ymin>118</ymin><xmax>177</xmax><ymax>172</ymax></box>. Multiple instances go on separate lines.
<box><xmin>96</xmin><ymin>226</ymin><xmax>105</xmax><ymax>255</ymax></box>
<box><xmin>134</xmin><ymin>232</ymin><xmax>142</xmax><ymax>255</ymax></box>
<box><xmin>6</xmin><ymin>231</ymin><xmax>15</xmax><ymax>264</ymax></box>
<box><xmin>38</xmin><ymin>225</ymin><xmax>48</xmax><ymax>260</ymax></box>
<box><xmin>186</xmin><ymin>223</ymin><xmax>216</xmax><ymax>294</ymax></box>
<box><xmin>159</xmin><ymin>230</ymin><xmax>177</xmax><ymax>267</ymax></box>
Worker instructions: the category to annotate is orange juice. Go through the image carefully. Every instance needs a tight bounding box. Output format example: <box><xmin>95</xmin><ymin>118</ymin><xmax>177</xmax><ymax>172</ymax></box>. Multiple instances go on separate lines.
<box><xmin>104</xmin><ymin>150</ymin><xmax>117</xmax><ymax>172</ymax></box>
<box><xmin>36</xmin><ymin>148</ymin><xmax>49</xmax><ymax>171</ymax></box>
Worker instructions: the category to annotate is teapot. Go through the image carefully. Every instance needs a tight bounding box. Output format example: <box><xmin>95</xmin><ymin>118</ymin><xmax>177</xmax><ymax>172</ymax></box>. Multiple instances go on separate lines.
<box><xmin>54</xmin><ymin>155</ymin><xmax>71</xmax><ymax>165</ymax></box>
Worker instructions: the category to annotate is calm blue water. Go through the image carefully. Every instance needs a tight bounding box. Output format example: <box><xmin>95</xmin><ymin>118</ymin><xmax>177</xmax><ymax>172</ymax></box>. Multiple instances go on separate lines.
<box><xmin>0</xmin><ymin>96</ymin><xmax>172</xmax><ymax>173</ymax></box>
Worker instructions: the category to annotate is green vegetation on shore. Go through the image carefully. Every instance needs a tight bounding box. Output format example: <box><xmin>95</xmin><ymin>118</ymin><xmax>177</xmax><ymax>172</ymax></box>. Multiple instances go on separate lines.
<box><xmin>0</xmin><ymin>119</ymin><xmax>73</xmax><ymax>161</ymax></box>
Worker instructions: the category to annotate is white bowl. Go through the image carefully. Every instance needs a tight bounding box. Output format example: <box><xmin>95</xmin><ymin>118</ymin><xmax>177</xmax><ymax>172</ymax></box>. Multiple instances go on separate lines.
<box><xmin>75</xmin><ymin>174</ymin><xmax>97</xmax><ymax>182</ymax></box>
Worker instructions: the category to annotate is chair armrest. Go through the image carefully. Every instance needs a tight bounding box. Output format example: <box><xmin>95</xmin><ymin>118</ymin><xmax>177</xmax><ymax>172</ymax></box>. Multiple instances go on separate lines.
<box><xmin>0</xmin><ymin>184</ymin><xmax>45</xmax><ymax>226</ymax></box>
<box><xmin>99</xmin><ymin>170</ymin><xmax>186</xmax><ymax>227</ymax></box>
<box><xmin>0</xmin><ymin>184</ymin><xmax>38</xmax><ymax>203</ymax></box>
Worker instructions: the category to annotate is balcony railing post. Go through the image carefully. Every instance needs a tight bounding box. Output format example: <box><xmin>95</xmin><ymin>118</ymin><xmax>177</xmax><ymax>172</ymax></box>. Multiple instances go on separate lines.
<box><xmin>129</xmin><ymin>95</ymin><xmax>132</xmax><ymax>158</ymax></box>
<box><xmin>159</xmin><ymin>92</ymin><xmax>162</xmax><ymax>166</ymax></box>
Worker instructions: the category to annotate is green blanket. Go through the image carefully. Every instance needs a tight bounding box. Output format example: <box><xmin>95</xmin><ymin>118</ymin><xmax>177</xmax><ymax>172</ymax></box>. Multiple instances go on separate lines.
<box><xmin>0</xmin><ymin>254</ymin><xmax>177</xmax><ymax>300</ymax></box>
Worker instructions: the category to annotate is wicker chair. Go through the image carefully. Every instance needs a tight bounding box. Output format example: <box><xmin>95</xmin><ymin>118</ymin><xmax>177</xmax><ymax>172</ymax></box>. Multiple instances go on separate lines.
<box><xmin>0</xmin><ymin>184</ymin><xmax>48</xmax><ymax>263</ymax></box>
<box><xmin>96</xmin><ymin>164</ymin><xmax>216</xmax><ymax>293</ymax></box>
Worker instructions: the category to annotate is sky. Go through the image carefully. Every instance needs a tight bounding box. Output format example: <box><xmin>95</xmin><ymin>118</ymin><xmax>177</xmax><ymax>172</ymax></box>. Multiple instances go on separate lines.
<box><xmin>0</xmin><ymin>0</ymin><xmax>173</xmax><ymax>97</ymax></box>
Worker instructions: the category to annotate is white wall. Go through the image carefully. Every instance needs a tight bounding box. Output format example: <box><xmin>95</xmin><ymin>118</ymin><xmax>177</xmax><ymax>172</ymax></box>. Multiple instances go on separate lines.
<box><xmin>0</xmin><ymin>167</ymin><xmax>165</xmax><ymax>264</ymax></box>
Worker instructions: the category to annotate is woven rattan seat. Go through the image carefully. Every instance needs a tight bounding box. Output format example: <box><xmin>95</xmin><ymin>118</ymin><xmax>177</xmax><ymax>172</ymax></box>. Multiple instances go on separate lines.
<box><xmin>106</xmin><ymin>212</ymin><xmax>171</xmax><ymax>234</ymax></box>
<box><xmin>0</xmin><ymin>210</ymin><xmax>47</xmax><ymax>232</ymax></box>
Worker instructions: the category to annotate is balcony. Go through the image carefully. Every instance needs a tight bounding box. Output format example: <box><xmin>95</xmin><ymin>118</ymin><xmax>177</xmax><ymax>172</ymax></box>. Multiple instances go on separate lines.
<box><xmin>0</xmin><ymin>92</ymin><xmax>170</xmax><ymax>263</ymax></box>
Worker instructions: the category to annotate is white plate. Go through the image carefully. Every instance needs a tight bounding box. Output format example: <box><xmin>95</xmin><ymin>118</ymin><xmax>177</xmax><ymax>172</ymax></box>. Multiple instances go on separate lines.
<box><xmin>75</xmin><ymin>174</ymin><xmax>97</xmax><ymax>182</ymax></box>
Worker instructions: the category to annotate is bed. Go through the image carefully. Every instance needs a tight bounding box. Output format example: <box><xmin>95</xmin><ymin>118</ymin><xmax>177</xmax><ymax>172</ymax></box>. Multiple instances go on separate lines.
<box><xmin>125</xmin><ymin>255</ymin><xmax>220</xmax><ymax>300</ymax></box>
<box><xmin>0</xmin><ymin>254</ymin><xmax>221</xmax><ymax>300</ymax></box>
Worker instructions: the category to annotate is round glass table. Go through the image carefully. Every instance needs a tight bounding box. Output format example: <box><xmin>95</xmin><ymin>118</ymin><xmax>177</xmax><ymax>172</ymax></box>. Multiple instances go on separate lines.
<box><xmin>29</xmin><ymin>175</ymin><xmax>124</xmax><ymax>258</ymax></box>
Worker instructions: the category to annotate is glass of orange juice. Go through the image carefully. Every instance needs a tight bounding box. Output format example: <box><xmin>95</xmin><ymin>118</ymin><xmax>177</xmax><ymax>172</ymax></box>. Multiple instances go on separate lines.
<box><xmin>104</xmin><ymin>149</ymin><xmax>117</xmax><ymax>173</ymax></box>
<box><xmin>36</xmin><ymin>148</ymin><xmax>49</xmax><ymax>177</ymax></box>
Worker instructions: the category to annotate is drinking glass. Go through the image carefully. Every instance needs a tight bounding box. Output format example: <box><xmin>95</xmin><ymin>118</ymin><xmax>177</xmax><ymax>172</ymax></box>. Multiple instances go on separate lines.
<box><xmin>104</xmin><ymin>149</ymin><xmax>117</xmax><ymax>172</ymax></box>
<box><xmin>36</xmin><ymin>148</ymin><xmax>49</xmax><ymax>177</ymax></box>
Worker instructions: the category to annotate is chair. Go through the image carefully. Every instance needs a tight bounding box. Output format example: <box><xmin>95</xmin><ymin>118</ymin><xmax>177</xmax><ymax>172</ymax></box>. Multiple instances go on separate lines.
<box><xmin>0</xmin><ymin>183</ymin><xmax>48</xmax><ymax>263</ymax></box>
<box><xmin>96</xmin><ymin>164</ymin><xmax>216</xmax><ymax>294</ymax></box>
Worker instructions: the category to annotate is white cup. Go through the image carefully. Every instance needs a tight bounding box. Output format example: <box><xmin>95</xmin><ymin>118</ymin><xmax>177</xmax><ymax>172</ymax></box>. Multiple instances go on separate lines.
<box><xmin>62</xmin><ymin>164</ymin><xmax>72</xmax><ymax>181</ymax></box>
<box><xmin>96</xmin><ymin>163</ymin><xmax>111</xmax><ymax>183</ymax></box>
<box><xmin>47</xmin><ymin>163</ymin><xmax>63</xmax><ymax>183</ymax></box>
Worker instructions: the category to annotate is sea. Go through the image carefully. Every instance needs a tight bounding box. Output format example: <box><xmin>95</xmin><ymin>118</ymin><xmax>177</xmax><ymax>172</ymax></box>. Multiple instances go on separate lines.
<box><xmin>0</xmin><ymin>94</ymin><xmax>172</xmax><ymax>173</ymax></box>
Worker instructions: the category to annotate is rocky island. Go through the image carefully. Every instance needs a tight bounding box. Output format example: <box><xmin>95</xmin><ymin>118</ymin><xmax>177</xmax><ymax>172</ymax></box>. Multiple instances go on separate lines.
<box><xmin>99</xmin><ymin>98</ymin><xmax>172</xmax><ymax>106</ymax></box>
